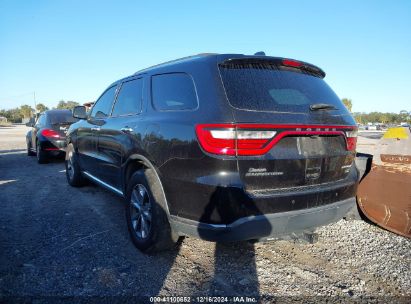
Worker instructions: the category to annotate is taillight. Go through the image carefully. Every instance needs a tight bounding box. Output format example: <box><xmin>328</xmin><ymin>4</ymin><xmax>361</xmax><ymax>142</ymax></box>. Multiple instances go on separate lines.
<box><xmin>282</xmin><ymin>59</ymin><xmax>302</xmax><ymax>68</ymax></box>
<box><xmin>196</xmin><ymin>124</ymin><xmax>357</xmax><ymax>156</ymax></box>
<box><xmin>41</xmin><ymin>129</ymin><xmax>61</xmax><ymax>139</ymax></box>
<box><xmin>196</xmin><ymin>124</ymin><xmax>276</xmax><ymax>156</ymax></box>
<box><xmin>345</xmin><ymin>129</ymin><xmax>358</xmax><ymax>151</ymax></box>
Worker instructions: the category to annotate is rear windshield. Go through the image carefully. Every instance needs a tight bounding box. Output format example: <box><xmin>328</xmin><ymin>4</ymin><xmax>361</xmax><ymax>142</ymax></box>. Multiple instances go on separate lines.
<box><xmin>219</xmin><ymin>63</ymin><xmax>345</xmax><ymax>113</ymax></box>
<box><xmin>48</xmin><ymin>112</ymin><xmax>78</xmax><ymax>124</ymax></box>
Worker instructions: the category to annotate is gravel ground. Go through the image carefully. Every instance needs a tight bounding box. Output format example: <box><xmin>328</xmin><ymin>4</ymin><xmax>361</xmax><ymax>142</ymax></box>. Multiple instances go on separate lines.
<box><xmin>0</xmin><ymin>125</ymin><xmax>410</xmax><ymax>302</ymax></box>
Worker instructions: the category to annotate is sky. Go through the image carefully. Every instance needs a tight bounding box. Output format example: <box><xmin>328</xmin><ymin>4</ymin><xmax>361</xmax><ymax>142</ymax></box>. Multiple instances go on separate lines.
<box><xmin>0</xmin><ymin>0</ymin><xmax>410</xmax><ymax>113</ymax></box>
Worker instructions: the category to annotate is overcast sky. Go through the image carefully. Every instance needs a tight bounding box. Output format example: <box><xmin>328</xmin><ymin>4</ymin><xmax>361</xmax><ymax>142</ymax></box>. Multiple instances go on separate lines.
<box><xmin>0</xmin><ymin>0</ymin><xmax>410</xmax><ymax>113</ymax></box>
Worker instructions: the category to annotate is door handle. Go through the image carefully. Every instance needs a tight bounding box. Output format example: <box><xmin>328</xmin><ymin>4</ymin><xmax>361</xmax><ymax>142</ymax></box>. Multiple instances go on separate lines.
<box><xmin>91</xmin><ymin>127</ymin><xmax>100</xmax><ymax>131</ymax></box>
<box><xmin>121</xmin><ymin>127</ymin><xmax>133</xmax><ymax>133</ymax></box>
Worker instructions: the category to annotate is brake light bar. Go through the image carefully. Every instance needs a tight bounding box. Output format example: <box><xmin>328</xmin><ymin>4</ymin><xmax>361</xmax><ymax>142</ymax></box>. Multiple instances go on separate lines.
<box><xmin>282</xmin><ymin>59</ymin><xmax>302</xmax><ymax>68</ymax></box>
<box><xmin>196</xmin><ymin>124</ymin><xmax>357</xmax><ymax>156</ymax></box>
<box><xmin>41</xmin><ymin>129</ymin><xmax>61</xmax><ymax>139</ymax></box>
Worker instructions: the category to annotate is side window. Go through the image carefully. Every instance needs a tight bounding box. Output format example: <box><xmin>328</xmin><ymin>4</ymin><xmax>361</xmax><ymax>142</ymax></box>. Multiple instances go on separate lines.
<box><xmin>112</xmin><ymin>78</ymin><xmax>143</xmax><ymax>116</ymax></box>
<box><xmin>90</xmin><ymin>86</ymin><xmax>117</xmax><ymax>118</ymax></box>
<box><xmin>35</xmin><ymin>115</ymin><xmax>41</xmax><ymax>126</ymax></box>
<box><xmin>36</xmin><ymin>114</ymin><xmax>45</xmax><ymax>126</ymax></box>
<box><xmin>151</xmin><ymin>73</ymin><xmax>198</xmax><ymax>111</ymax></box>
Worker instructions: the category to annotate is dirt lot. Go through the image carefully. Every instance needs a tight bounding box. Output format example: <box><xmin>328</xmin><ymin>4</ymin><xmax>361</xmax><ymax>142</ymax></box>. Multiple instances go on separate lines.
<box><xmin>0</xmin><ymin>125</ymin><xmax>410</xmax><ymax>302</ymax></box>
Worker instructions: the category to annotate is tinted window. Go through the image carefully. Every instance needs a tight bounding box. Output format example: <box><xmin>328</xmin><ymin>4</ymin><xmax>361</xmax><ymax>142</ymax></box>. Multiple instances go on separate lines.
<box><xmin>112</xmin><ymin>79</ymin><xmax>143</xmax><ymax>116</ymax></box>
<box><xmin>48</xmin><ymin>111</ymin><xmax>78</xmax><ymax>124</ymax></box>
<box><xmin>90</xmin><ymin>86</ymin><xmax>117</xmax><ymax>118</ymax></box>
<box><xmin>152</xmin><ymin>73</ymin><xmax>197</xmax><ymax>111</ymax></box>
<box><xmin>36</xmin><ymin>114</ymin><xmax>45</xmax><ymax>126</ymax></box>
<box><xmin>219</xmin><ymin>63</ymin><xmax>346</xmax><ymax>113</ymax></box>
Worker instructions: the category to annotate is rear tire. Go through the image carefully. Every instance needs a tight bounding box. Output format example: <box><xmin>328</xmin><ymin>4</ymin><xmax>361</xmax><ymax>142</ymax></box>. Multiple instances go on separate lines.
<box><xmin>65</xmin><ymin>143</ymin><xmax>87</xmax><ymax>187</ymax></box>
<box><xmin>125</xmin><ymin>169</ymin><xmax>181</xmax><ymax>253</ymax></box>
<box><xmin>27</xmin><ymin>140</ymin><xmax>35</xmax><ymax>156</ymax></box>
<box><xmin>36</xmin><ymin>141</ymin><xmax>48</xmax><ymax>164</ymax></box>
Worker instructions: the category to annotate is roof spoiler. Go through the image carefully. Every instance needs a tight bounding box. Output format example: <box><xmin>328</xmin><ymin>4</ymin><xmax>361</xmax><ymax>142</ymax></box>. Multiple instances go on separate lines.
<box><xmin>219</xmin><ymin>57</ymin><xmax>326</xmax><ymax>78</ymax></box>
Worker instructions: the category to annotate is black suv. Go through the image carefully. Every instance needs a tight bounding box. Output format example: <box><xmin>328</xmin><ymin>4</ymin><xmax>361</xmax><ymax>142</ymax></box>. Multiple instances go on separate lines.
<box><xmin>66</xmin><ymin>53</ymin><xmax>358</xmax><ymax>253</ymax></box>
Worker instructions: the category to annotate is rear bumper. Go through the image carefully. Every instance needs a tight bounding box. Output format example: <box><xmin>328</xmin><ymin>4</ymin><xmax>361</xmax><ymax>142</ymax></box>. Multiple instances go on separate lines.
<box><xmin>39</xmin><ymin>139</ymin><xmax>66</xmax><ymax>151</ymax></box>
<box><xmin>170</xmin><ymin>197</ymin><xmax>355</xmax><ymax>242</ymax></box>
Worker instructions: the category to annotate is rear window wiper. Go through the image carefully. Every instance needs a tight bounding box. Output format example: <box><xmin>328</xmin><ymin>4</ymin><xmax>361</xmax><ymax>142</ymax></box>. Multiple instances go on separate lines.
<box><xmin>309</xmin><ymin>103</ymin><xmax>337</xmax><ymax>111</ymax></box>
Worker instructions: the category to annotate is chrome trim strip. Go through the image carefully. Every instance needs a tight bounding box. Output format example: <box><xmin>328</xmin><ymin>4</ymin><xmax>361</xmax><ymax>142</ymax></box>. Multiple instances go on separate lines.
<box><xmin>249</xmin><ymin>179</ymin><xmax>355</xmax><ymax>198</ymax></box>
<box><xmin>82</xmin><ymin>171</ymin><xmax>123</xmax><ymax>196</ymax></box>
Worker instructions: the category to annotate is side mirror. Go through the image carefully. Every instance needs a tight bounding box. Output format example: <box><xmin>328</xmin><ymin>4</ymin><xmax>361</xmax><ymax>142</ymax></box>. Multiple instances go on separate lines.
<box><xmin>72</xmin><ymin>106</ymin><xmax>87</xmax><ymax>119</ymax></box>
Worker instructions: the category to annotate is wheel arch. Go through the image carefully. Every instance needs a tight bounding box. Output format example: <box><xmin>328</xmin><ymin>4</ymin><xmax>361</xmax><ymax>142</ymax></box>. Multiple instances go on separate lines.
<box><xmin>123</xmin><ymin>154</ymin><xmax>171</xmax><ymax>218</ymax></box>
<box><xmin>35</xmin><ymin>135</ymin><xmax>46</xmax><ymax>149</ymax></box>
<box><xmin>26</xmin><ymin>131</ymin><xmax>32</xmax><ymax>146</ymax></box>
<box><xmin>66</xmin><ymin>131</ymin><xmax>77</xmax><ymax>151</ymax></box>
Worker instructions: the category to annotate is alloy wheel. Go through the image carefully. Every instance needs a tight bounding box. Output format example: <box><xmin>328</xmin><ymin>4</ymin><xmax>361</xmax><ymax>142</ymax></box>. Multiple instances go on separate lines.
<box><xmin>130</xmin><ymin>184</ymin><xmax>152</xmax><ymax>239</ymax></box>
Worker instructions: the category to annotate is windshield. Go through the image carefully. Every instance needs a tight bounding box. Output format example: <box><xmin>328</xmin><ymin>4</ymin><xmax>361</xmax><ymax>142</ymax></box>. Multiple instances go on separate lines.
<box><xmin>219</xmin><ymin>63</ymin><xmax>347</xmax><ymax>114</ymax></box>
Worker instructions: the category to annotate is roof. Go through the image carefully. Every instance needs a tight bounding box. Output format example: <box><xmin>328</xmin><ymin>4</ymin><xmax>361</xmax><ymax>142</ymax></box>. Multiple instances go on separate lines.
<box><xmin>43</xmin><ymin>109</ymin><xmax>72</xmax><ymax>114</ymax></box>
<box><xmin>130</xmin><ymin>53</ymin><xmax>325</xmax><ymax>78</ymax></box>
<box><xmin>133</xmin><ymin>53</ymin><xmax>219</xmax><ymax>75</ymax></box>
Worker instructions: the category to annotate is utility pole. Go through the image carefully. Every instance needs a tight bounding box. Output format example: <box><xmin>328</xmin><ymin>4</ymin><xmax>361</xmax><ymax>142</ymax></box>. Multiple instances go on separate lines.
<box><xmin>33</xmin><ymin>92</ymin><xmax>37</xmax><ymax>111</ymax></box>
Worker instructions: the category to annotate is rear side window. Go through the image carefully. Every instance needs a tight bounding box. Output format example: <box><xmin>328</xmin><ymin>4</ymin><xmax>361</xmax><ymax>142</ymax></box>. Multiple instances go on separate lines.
<box><xmin>219</xmin><ymin>63</ymin><xmax>345</xmax><ymax>113</ymax></box>
<box><xmin>48</xmin><ymin>112</ymin><xmax>78</xmax><ymax>124</ymax></box>
<box><xmin>151</xmin><ymin>73</ymin><xmax>198</xmax><ymax>111</ymax></box>
<box><xmin>112</xmin><ymin>78</ymin><xmax>143</xmax><ymax>116</ymax></box>
<box><xmin>36</xmin><ymin>114</ymin><xmax>46</xmax><ymax>126</ymax></box>
<box><xmin>90</xmin><ymin>86</ymin><xmax>117</xmax><ymax>118</ymax></box>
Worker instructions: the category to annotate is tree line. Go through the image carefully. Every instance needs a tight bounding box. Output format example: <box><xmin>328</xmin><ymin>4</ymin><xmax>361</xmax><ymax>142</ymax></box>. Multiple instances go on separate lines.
<box><xmin>0</xmin><ymin>101</ymin><xmax>80</xmax><ymax>123</ymax></box>
<box><xmin>353</xmin><ymin>111</ymin><xmax>411</xmax><ymax>125</ymax></box>
<box><xmin>1</xmin><ymin>98</ymin><xmax>410</xmax><ymax>124</ymax></box>
<box><xmin>340</xmin><ymin>98</ymin><xmax>410</xmax><ymax>124</ymax></box>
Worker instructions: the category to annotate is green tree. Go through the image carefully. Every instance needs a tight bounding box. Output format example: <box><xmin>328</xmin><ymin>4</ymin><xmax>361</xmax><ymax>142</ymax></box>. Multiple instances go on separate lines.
<box><xmin>20</xmin><ymin>105</ymin><xmax>33</xmax><ymax>119</ymax></box>
<box><xmin>36</xmin><ymin>103</ymin><xmax>49</xmax><ymax>113</ymax></box>
<box><xmin>56</xmin><ymin>100</ymin><xmax>80</xmax><ymax>110</ymax></box>
<box><xmin>352</xmin><ymin>112</ymin><xmax>365</xmax><ymax>124</ymax></box>
<box><xmin>399</xmin><ymin>110</ymin><xmax>410</xmax><ymax>122</ymax></box>
<box><xmin>352</xmin><ymin>111</ymin><xmax>410</xmax><ymax>125</ymax></box>
<box><xmin>11</xmin><ymin>108</ymin><xmax>23</xmax><ymax>122</ymax></box>
<box><xmin>341</xmin><ymin>98</ymin><xmax>352</xmax><ymax>112</ymax></box>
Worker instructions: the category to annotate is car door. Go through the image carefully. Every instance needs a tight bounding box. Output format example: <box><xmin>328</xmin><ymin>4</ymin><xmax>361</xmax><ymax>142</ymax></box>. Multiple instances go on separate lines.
<box><xmin>77</xmin><ymin>85</ymin><xmax>118</xmax><ymax>176</ymax></box>
<box><xmin>97</xmin><ymin>77</ymin><xmax>144</xmax><ymax>190</ymax></box>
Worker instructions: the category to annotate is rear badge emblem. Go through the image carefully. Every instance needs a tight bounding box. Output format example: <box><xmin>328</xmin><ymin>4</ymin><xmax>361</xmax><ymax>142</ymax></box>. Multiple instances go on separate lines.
<box><xmin>305</xmin><ymin>166</ymin><xmax>321</xmax><ymax>180</ymax></box>
<box><xmin>245</xmin><ymin>168</ymin><xmax>284</xmax><ymax>177</ymax></box>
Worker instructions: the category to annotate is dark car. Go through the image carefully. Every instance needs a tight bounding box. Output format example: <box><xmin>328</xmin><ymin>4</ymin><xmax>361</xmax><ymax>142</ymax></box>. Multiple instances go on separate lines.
<box><xmin>26</xmin><ymin>109</ymin><xmax>78</xmax><ymax>163</ymax></box>
<box><xmin>65</xmin><ymin>53</ymin><xmax>358</xmax><ymax>253</ymax></box>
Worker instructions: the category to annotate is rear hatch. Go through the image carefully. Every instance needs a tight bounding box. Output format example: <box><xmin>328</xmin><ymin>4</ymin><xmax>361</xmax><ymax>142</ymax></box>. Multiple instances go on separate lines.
<box><xmin>43</xmin><ymin>111</ymin><xmax>79</xmax><ymax>149</ymax></box>
<box><xmin>217</xmin><ymin>57</ymin><xmax>357</xmax><ymax>194</ymax></box>
<box><xmin>48</xmin><ymin>111</ymin><xmax>79</xmax><ymax>138</ymax></box>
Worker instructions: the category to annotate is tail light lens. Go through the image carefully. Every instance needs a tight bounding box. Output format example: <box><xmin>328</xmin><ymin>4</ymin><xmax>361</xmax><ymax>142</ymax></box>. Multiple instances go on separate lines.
<box><xmin>345</xmin><ymin>129</ymin><xmax>358</xmax><ymax>151</ymax></box>
<box><xmin>41</xmin><ymin>129</ymin><xmax>61</xmax><ymax>139</ymax></box>
<box><xmin>196</xmin><ymin>124</ymin><xmax>276</xmax><ymax>156</ymax></box>
<box><xmin>196</xmin><ymin>124</ymin><xmax>358</xmax><ymax>156</ymax></box>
